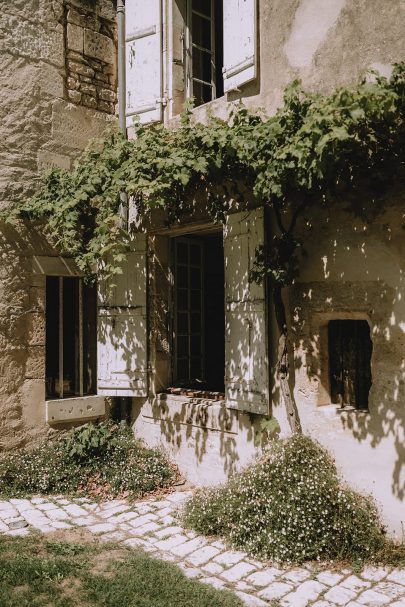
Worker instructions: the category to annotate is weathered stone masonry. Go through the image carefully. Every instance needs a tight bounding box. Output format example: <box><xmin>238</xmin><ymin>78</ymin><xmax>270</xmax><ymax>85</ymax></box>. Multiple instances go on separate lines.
<box><xmin>0</xmin><ymin>0</ymin><xmax>117</xmax><ymax>450</ymax></box>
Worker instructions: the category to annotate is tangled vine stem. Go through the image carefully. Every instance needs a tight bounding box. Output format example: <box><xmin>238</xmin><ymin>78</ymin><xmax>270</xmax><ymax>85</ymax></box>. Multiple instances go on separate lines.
<box><xmin>2</xmin><ymin>64</ymin><xmax>404</xmax><ymax>428</ymax></box>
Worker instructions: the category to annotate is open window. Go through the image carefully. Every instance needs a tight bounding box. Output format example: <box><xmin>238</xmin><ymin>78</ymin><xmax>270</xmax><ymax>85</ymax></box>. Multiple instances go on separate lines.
<box><xmin>185</xmin><ymin>0</ymin><xmax>224</xmax><ymax>106</ymax></box>
<box><xmin>328</xmin><ymin>319</ymin><xmax>372</xmax><ymax>410</ymax></box>
<box><xmin>173</xmin><ymin>232</ymin><xmax>225</xmax><ymax>391</ymax></box>
<box><xmin>46</xmin><ymin>277</ymin><xmax>97</xmax><ymax>399</ymax></box>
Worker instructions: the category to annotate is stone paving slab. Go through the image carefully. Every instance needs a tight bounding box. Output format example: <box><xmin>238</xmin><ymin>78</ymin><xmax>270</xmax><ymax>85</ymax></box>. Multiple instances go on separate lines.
<box><xmin>0</xmin><ymin>491</ymin><xmax>404</xmax><ymax>607</ymax></box>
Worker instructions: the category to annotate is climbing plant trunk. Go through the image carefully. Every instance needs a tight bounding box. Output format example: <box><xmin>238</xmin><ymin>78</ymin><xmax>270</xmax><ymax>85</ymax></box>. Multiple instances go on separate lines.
<box><xmin>273</xmin><ymin>285</ymin><xmax>302</xmax><ymax>434</ymax></box>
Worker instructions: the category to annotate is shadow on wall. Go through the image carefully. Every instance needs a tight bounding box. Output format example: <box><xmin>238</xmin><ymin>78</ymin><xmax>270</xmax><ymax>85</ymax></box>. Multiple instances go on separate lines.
<box><xmin>288</xmin><ymin>202</ymin><xmax>405</xmax><ymax>502</ymax></box>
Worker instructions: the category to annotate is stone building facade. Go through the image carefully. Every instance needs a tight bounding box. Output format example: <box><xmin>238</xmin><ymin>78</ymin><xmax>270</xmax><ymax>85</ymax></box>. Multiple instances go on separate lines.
<box><xmin>0</xmin><ymin>0</ymin><xmax>117</xmax><ymax>449</ymax></box>
<box><xmin>0</xmin><ymin>0</ymin><xmax>404</xmax><ymax>538</ymax></box>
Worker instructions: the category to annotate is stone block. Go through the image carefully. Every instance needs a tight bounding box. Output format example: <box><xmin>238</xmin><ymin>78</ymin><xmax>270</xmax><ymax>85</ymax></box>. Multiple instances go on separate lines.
<box><xmin>323</xmin><ymin>586</ymin><xmax>358</xmax><ymax>605</ymax></box>
<box><xmin>98</xmin><ymin>100</ymin><xmax>115</xmax><ymax>114</ymax></box>
<box><xmin>38</xmin><ymin>63</ymin><xmax>64</xmax><ymax>98</ymax></box>
<box><xmin>258</xmin><ymin>582</ymin><xmax>293</xmax><ymax>601</ymax></box>
<box><xmin>187</xmin><ymin>546</ymin><xmax>221</xmax><ymax>566</ymax></box>
<box><xmin>67</xmin><ymin>23</ymin><xmax>84</xmax><ymax>53</ymax></box>
<box><xmin>98</xmin><ymin>88</ymin><xmax>116</xmax><ymax>102</ymax></box>
<box><xmin>246</xmin><ymin>568</ymin><xmax>282</xmax><ymax>587</ymax></box>
<box><xmin>46</xmin><ymin>395</ymin><xmax>106</xmax><ymax>424</ymax></box>
<box><xmin>68</xmin><ymin>90</ymin><xmax>82</xmax><ymax>104</ymax></box>
<box><xmin>80</xmin><ymin>83</ymin><xmax>96</xmax><ymax>96</ymax></box>
<box><xmin>220</xmin><ymin>562</ymin><xmax>256</xmax><ymax>582</ymax></box>
<box><xmin>25</xmin><ymin>346</ymin><xmax>45</xmax><ymax>379</ymax></box>
<box><xmin>67</xmin><ymin>77</ymin><xmax>80</xmax><ymax>90</ymax></box>
<box><xmin>68</xmin><ymin>61</ymin><xmax>95</xmax><ymax>78</ymax></box>
<box><xmin>84</xmin><ymin>29</ymin><xmax>114</xmax><ymax>62</ymax></box>
<box><xmin>82</xmin><ymin>94</ymin><xmax>97</xmax><ymax>109</ymax></box>
<box><xmin>37</xmin><ymin>149</ymin><xmax>72</xmax><ymax>171</ymax></box>
<box><xmin>27</xmin><ymin>313</ymin><xmax>45</xmax><ymax>346</ymax></box>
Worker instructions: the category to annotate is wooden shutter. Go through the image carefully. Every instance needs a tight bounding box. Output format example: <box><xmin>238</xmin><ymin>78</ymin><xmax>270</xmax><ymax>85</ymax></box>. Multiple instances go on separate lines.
<box><xmin>222</xmin><ymin>0</ymin><xmax>257</xmax><ymax>92</ymax></box>
<box><xmin>224</xmin><ymin>208</ymin><xmax>269</xmax><ymax>414</ymax></box>
<box><xmin>125</xmin><ymin>0</ymin><xmax>162</xmax><ymax>125</ymax></box>
<box><xmin>97</xmin><ymin>234</ymin><xmax>148</xmax><ymax>397</ymax></box>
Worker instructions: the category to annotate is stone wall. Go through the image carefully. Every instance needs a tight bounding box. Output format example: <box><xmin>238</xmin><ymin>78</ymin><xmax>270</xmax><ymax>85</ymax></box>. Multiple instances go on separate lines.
<box><xmin>0</xmin><ymin>0</ymin><xmax>117</xmax><ymax>450</ymax></box>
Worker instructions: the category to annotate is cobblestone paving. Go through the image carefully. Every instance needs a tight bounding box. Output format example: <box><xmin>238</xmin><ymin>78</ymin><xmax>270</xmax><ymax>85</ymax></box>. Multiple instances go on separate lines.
<box><xmin>0</xmin><ymin>491</ymin><xmax>404</xmax><ymax>607</ymax></box>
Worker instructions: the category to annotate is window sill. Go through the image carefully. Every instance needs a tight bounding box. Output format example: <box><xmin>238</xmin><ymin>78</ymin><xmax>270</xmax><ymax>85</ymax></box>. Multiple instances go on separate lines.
<box><xmin>318</xmin><ymin>403</ymin><xmax>370</xmax><ymax>414</ymax></box>
<box><xmin>46</xmin><ymin>395</ymin><xmax>106</xmax><ymax>425</ymax></box>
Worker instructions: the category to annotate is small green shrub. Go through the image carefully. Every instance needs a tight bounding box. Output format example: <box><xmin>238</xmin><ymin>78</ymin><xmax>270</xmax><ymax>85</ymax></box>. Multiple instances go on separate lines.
<box><xmin>64</xmin><ymin>421</ymin><xmax>119</xmax><ymax>460</ymax></box>
<box><xmin>0</xmin><ymin>421</ymin><xmax>175</xmax><ymax>499</ymax></box>
<box><xmin>183</xmin><ymin>435</ymin><xmax>390</xmax><ymax>564</ymax></box>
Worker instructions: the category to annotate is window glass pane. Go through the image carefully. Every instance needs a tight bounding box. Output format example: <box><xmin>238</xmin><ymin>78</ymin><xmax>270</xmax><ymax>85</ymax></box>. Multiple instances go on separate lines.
<box><xmin>192</xmin><ymin>47</ymin><xmax>212</xmax><ymax>83</ymax></box>
<box><xmin>190</xmin><ymin>244</ymin><xmax>201</xmax><ymax>265</ymax></box>
<box><xmin>176</xmin><ymin>242</ymin><xmax>188</xmax><ymax>264</ymax></box>
<box><xmin>192</xmin><ymin>80</ymin><xmax>213</xmax><ymax>106</ymax></box>
<box><xmin>192</xmin><ymin>13</ymin><xmax>211</xmax><ymax>49</ymax></box>
<box><xmin>191</xmin><ymin>312</ymin><xmax>202</xmax><ymax>334</ymax></box>
<box><xmin>63</xmin><ymin>277</ymin><xmax>79</xmax><ymax>396</ymax></box>
<box><xmin>177</xmin><ymin>358</ymin><xmax>189</xmax><ymax>381</ymax></box>
<box><xmin>45</xmin><ymin>277</ymin><xmax>59</xmax><ymax>399</ymax></box>
<box><xmin>177</xmin><ymin>265</ymin><xmax>188</xmax><ymax>288</ymax></box>
<box><xmin>177</xmin><ymin>312</ymin><xmax>189</xmax><ymax>334</ymax></box>
<box><xmin>190</xmin><ymin>335</ymin><xmax>202</xmax><ymax>356</ymax></box>
<box><xmin>177</xmin><ymin>288</ymin><xmax>188</xmax><ymax>310</ymax></box>
<box><xmin>190</xmin><ymin>357</ymin><xmax>202</xmax><ymax>379</ymax></box>
<box><xmin>190</xmin><ymin>290</ymin><xmax>201</xmax><ymax>310</ymax></box>
<box><xmin>83</xmin><ymin>282</ymin><xmax>97</xmax><ymax>395</ymax></box>
<box><xmin>190</xmin><ymin>267</ymin><xmax>201</xmax><ymax>289</ymax></box>
<box><xmin>177</xmin><ymin>336</ymin><xmax>189</xmax><ymax>357</ymax></box>
<box><xmin>192</xmin><ymin>0</ymin><xmax>211</xmax><ymax>17</ymax></box>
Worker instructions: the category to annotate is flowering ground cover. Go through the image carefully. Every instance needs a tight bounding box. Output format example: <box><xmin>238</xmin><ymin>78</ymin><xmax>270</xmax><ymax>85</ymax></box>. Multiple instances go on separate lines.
<box><xmin>0</xmin><ymin>421</ymin><xmax>176</xmax><ymax>500</ymax></box>
<box><xmin>183</xmin><ymin>435</ymin><xmax>405</xmax><ymax>566</ymax></box>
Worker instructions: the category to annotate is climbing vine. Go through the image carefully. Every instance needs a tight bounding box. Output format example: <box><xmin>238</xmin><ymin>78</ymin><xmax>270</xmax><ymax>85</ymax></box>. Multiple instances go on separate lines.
<box><xmin>4</xmin><ymin>64</ymin><xmax>404</xmax><ymax>431</ymax></box>
<box><xmin>5</xmin><ymin>64</ymin><xmax>404</xmax><ymax>285</ymax></box>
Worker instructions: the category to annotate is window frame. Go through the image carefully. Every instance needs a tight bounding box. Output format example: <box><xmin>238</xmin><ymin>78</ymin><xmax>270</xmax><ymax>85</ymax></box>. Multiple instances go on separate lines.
<box><xmin>46</xmin><ymin>276</ymin><xmax>96</xmax><ymax>400</ymax></box>
<box><xmin>185</xmin><ymin>0</ymin><xmax>221</xmax><ymax>106</ymax></box>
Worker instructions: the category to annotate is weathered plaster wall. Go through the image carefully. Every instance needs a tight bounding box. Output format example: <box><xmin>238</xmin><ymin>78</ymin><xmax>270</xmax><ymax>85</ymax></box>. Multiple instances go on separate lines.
<box><xmin>0</xmin><ymin>0</ymin><xmax>116</xmax><ymax>450</ymax></box>
<box><xmin>279</xmin><ymin>199</ymin><xmax>405</xmax><ymax>536</ymax></box>
<box><xmin>179</xmin><ymin>0</ymin><xmax>405</xmax><ymax>123</ymax></box>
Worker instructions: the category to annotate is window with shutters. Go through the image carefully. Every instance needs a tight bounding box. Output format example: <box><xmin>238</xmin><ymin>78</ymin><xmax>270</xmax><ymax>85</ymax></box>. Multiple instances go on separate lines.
<box><xmin>185</xmin><ymin>0</ymin><xmax>224</xmax><ymax>106</ymax></box>
<box><xmin>328</xmin><ymin>320</ymin><xmax>372</xmax><ymax>411</ymax></box>
<box><xmin>46</xmin><ymin>277</ymin><xmax>97</xmax><ymax>400</ymax></box>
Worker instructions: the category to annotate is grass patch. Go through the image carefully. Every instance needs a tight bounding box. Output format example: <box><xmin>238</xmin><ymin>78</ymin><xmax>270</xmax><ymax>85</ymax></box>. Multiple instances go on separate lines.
<box><xmin>0</xmin><ymin>533</ymin><xmax>242</xmax><ymax>607</ymax></box>
<box><xmin>0</xmin><ymin>421</ymin><xmax>176</xmax><ymax>500</ymax></box>
<box><xmin>183</xmin><ymin>434</ymin><xmax>405</xmax><ymax>566</ymax></box>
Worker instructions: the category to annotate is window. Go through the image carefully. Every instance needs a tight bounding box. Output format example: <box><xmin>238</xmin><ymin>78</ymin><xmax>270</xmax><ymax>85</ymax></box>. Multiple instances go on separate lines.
<box><xmin>46</xmin><ymin>277</ymin><xmax>97</xmax><ymax>399</ymax></box>
<box><xmin>173</xmin><ymin>233</ymin><xmax>225</xmax><ymax>390</ymax></box>
<box><xmin>124</xmin><ymin>0</ymin><xmax>257</xmax><ymax>124</ymax></box>
<box><xmin>328</xmin><ymin>320</ymin><xmax>372</xmax><ymax>410</ymax></box>
<box><xmin>186</xmin><ymin>0</ymin><xmax>224</xmax><ymax>106</ymax></box>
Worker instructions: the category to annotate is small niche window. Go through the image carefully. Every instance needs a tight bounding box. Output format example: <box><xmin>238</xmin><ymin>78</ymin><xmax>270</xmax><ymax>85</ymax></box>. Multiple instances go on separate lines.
<box><xmin>328</xmin><ymin>319</ymin><xmax>372</xmax><ymax>410</ymax></box>
<box><xmin>186</xmin><ymin>0</ymin><xmax>224</xmax><ymax>106</ymax></box>
<box><xmin>46</xmin><ymin>277</ymin><xmax>97</xmax><ymax>399</ymax></box>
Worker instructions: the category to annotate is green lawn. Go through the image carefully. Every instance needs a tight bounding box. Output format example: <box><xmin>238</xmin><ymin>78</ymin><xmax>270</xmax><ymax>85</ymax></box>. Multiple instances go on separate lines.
<box><xmin>0</xmin><ymin>533</ymin><xmax>243</xmax><ymax>607</ymax></box>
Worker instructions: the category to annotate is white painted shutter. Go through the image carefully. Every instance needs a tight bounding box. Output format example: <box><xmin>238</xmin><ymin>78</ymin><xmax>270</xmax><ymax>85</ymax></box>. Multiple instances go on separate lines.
<box><xmin>224</xmin><ymin>208</ymin><xmax>269</xmax><ymax>414</ymax></box>
<box><xmin>222</xmin><ymin>0</ymin><xmax>257</xmax><ymax>92</ymax></box>
<box><xmin>125</xmin><ymin>0</ymin><xmax>162</xmax><ymax>125</ymax></box>
<box><xmin>97</xmin><ymin>234</ymin><xmax>148</xmax><ymax>397</ymax></box>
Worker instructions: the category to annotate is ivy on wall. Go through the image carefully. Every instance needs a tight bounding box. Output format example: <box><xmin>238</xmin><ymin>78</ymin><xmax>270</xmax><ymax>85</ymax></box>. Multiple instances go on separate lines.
<box><xmin>5</xmin><ymin>64</ymin><xmax>404</xmax><ymax>285</ymax></box>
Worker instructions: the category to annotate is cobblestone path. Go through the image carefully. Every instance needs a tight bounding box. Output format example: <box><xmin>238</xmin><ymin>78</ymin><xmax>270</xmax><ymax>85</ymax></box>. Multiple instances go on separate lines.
<box><xmin>0</xmin><ymin>491</ymin><xmax>404</xmax><ymax>607</ymax></box>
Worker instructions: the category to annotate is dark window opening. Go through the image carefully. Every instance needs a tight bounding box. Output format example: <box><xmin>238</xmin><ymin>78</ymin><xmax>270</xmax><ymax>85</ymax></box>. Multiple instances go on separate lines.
<box><xmin>173</xmin><ymin>233</ymin><xmax>224</xmax><ymax>391</ymax></box>
<box><xmin>46</xmin><ymin>276</ymin><xmax>97</xmax><ymax>399</ymax></box>
<box><xmin>187</xmin><ymin>0</ymin><xmax>224</xmax><ymax>107</ymax></box>
<box><xmin>328</xmin><ymin>319</ymin><xmax>372</xmax><ymax>410</ymax></box>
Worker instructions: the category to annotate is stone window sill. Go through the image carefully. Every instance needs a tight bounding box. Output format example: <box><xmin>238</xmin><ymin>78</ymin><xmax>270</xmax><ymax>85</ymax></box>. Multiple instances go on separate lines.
<box><xmin>46</xmin><ymin>395</ymin><xmax>106</xmax><ymax>424</ymax></box>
